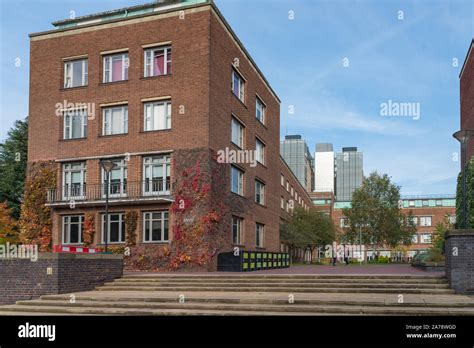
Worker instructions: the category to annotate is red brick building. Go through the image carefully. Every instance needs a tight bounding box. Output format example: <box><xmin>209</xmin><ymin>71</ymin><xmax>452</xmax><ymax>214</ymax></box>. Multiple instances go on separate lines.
<box><xmin>460</xmin><ymin>39</ymin><xmax>474</xmax><ymax>165</ymax></box>
<box><xmin>28</xmin><ymin>0</ymin><xmax>312</xmax><ymax>270</ymax></box>
<box><xmin>327</xmin><ymin>195</ymin><xmax>456</xmax><ymax>260</ymax></box>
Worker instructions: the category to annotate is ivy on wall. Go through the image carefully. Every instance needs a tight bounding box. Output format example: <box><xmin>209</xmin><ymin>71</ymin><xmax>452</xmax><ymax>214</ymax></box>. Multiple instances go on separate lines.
<box><xmin>125</xmin><ymin>210</ymin><xmax>138</xmax><ymax>247</ymax></box>
<box><xmin>18</xmin><ymin>161</ymin><xmax>56</xmax><ymax>251</ymax></box>
<box><xmin>456</xmin><ymin>158</ymin><xmax>474</xmax><ymax>229</ymax></box>
<box><xmin>83</xmin><ymin>213</ymin><xmax>95</xmax><ymax>247</ymax></box>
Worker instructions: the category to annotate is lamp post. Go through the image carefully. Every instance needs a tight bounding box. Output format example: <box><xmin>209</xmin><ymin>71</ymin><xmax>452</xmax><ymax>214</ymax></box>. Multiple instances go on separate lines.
<box><xmin>453</xmin><ymin>130</ymin><xmax>474</xmax><ymax>229</ymax></box>
<box><xmin>100</xmin><ymin>160</ymin><xmax>117</xmax><ymax>252</ymax></box>
<box><xmin>359</xmin><ymin>224</ymin><xmax>362</xmax><ymax>264</ymax></box>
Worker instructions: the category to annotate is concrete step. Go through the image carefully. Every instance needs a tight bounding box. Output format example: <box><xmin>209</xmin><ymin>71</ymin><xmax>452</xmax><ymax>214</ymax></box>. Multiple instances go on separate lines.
<box><xmin>105</xmin><ymin>281</ymin><xmax>450</xmax><ymax>289</ymax></box>
<box><xmin>4</xmin><ymin>300</ymin><xmax>473</xmax><ymax>316</ymax></box>
<box><xmin>96</xmin><ymin>285</ymin><xmax>455</xmax><ymax>294</ymax></box>
<box><xmin>39</xmin><ymin>294</ymin><xmax>474</xmax><ymax>308</ymax></box>
<box><xmin>122</xmin><ymin>274</ymin><xmax>446</xmax><ymax>280</ymax></box>
<box><xmin>114</xmin><ymin>278</ymin><xmax>449</xmax><ymax>284</ymax></box>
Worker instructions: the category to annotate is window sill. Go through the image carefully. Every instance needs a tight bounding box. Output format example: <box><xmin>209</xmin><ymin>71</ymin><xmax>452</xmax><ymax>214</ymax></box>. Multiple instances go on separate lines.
<box><xmin>140</xmin><ymin>74</ymin><xmax>172</xmax><ymax>81</ymax></box>
<box><xmin>255</xmin><ymin>247</ymin><xmax>266</xmax><ymax>250</ymax></box>
<box><xmin>255</xmin><ymin>202</ymin><xmax>266</xmax><ymax>208</ymax></box>
<box><xmin>230</xmin><ymin>191</ymin><xmax>246</xmax><ymax>199</ymax></box>
<box><xmin>257</xmin><ymin>161</ymin><xmax>267</xmax><ymax>169</ymax></box>
<box><xmin>142</xmin><ymin>241</ymin><xmax>170</xmax><ymax>244</ymax></box>
<box><xmin>139</xmin><ymin>129</ymin><xmax>172</xmax><ymax>134</ymax></box>
<box><xmin>60</xmin><ymin>85</ymin><xmax>88</xmax><ymax>91</ymax></box>
<box><xmin>256</xmin><ymin>119</ymin><xmax>267</xmax><ymax>129</ymax></box>
<box><xmin>99</xmin><ymin>80</ymin><xmax>129</xmax><ymax>86</ymax></box>
<box><xmin>98</xmin><ymin>133</ymin><xmax>128</xmax><ymax>138</ymax></box>
<box><xmin>59</xmin><ymin>137</ymin><xmax>88</xmax><ymax>142</ymax></box>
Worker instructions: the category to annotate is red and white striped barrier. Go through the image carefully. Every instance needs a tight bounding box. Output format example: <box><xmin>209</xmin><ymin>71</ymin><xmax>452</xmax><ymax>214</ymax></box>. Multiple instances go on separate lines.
<box><xmin>53</xmin><ymin>245</ymin><xmax>98</xmax><ymax>254</ymax></box>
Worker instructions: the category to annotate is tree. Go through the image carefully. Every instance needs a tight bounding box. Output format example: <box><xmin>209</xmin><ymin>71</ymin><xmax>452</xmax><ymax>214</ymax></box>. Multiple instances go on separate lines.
<box><xmin>342</xmin><ymin>172</ymin><xmax>416</xmax><ymax>259</ymax></box>
<box><xmin>281</xmin><ymin>208</ymin><xmax>336</xmax><ymax>263</ymax></box>
<box><xmin>0</xmin><ymin>201</ymin><xmax>18</xmax><ymax>243</ymax></box>
<box><xmin>432</xmin><ymin>214</ymin><xmax>454</xmax><ymax>254</ymax></box>
<box><xmin>455</xmin><ymin>158</ymin><xmax>474</xmax><ymax>229</ymax></box>
<box><xmin>0</xmin><ymin>118</ymin><xmax>28</xmax><ymax>219</ymax></box>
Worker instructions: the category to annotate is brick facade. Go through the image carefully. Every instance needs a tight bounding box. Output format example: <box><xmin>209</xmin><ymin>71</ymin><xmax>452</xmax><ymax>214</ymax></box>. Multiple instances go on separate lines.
<box><xmin>0</xmin><ymin>253</ymin><xmax>123</xmax><ymax>305</ymax></box>
<box><xmin>28</xmin><ymin>1</ymin><xmax>312</xmax><ymax>270</ymax></box>
<box><xmin>460</xmin><ymin>40</ymin><xmax>474</xmax><ymax>165</ymax></box>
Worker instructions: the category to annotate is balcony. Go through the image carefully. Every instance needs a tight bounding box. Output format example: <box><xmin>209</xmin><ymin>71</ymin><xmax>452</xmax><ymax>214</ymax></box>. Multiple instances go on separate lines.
<box><xmin>47</xmin><ymin>180</ymin><xmax>173</xmax><ymax>207</ymax></box>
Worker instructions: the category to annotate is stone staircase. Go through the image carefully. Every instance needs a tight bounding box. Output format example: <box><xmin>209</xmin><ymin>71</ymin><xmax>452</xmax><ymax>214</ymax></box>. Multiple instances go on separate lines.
<box><xmin>1</xmin><ymin>274</ymin><xmax>473</xmax><ymax>316</ymax></box>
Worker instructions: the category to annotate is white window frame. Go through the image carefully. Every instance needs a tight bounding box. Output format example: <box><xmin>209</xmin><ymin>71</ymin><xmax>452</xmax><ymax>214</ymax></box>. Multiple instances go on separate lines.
<box><xmin>231</xmin><ymin>69</ymin><xmax>245</xmax><ymax>102</ymax></box>
<box><xmin>232</xmin><ymin>216</ymin><xmax>243</xmax><ymax>245</ymax></box>
<box><xmin>102</xmin><ymin>105</ymin><xmax>128</xmax><ymax>135</ymax></box>
<box><xmin>420</xmin><ymin>233</ymin><xmax>432</xmax><ymax>244</ymax></box>
<box><xmin>231</xmin><ymin>117</ymin><xmax>244</xmax><ymax>148</ymax></box>
<box><xmin>64</xmin><ymin>59</ymin><xmax>88</xmax><ymax>88</ymax></box>
<box><xmin>256</xmin><ymin>223</ymin><xmax>264</xmax><ymax>248</ymax></box>
<box><xmin>420</xmin><ymin>216</ymin><xmax>432</xmax><ymax>227</ymax></box>
<box><xmin>103</xmin><ymin>53</ymin><xmax>129</xmax><ymax>83</ymax></box>
<box><xmin>62</xmin><ymin>162</ymin><xmax>86</xmax><ymax>200</ymax></box>
<box><xmin>143</xmin><ymin>211</ymin><xmax>169</xmax><ymax>243</ymax></box>
<box><xmin>62</xmin><ymin>215</ymin><xmax>84</xmax><ymax>245</ymax></box>
<box><xmin>255</xmin><ymin>180</ymin><xmax>265</xmax><ymax>205</ymax></box>
<box><xmin>63</xmin><ymin>109</ymin><xmax>87</xmax><ymax>140</ymax></box>
<box><xmin>280</xmin><ymin>174</ymin><xmax>285</xmax><ymax>187</ymax></box>
<box><xmin>281</xmin><ymin>197</ymin><xmax>285</xmax><ymax>209</ymax></box>
<box><xmin>231</xmin><ymin>165</ymin><xmax>244</xmax><ymax>196</ymax></box>
<box><xmin>144</xmin><ymin>46</ymin><xmax>172</xmax><ymax>77</ymax></box>
<box><xmin>102</xmin><ymin>159</ymin><xmax>127</xmax><ymax>198</ymax></box>
<box><xmin>101</xmin><ymin>213</ymin><xmax>125</xmax><ymax>244</ymax></box>
<box><xmin>256</xmin><ymin>138</ymin><xmax>265</xmax><ymax>165</ymax></box>
<box><xmin>144</xmin><ymin>100</ymin><xmax>171</xmax><ymax>131</ymax></box>
<box><xmin>142</xmin><ymin>155</ymin><xmax>171</xmax><ymax>195</ymax></box>
<box><xmin>256</xmin><ymin>96</ymin><xmax>265</xmax><ymax>124</ymax></box>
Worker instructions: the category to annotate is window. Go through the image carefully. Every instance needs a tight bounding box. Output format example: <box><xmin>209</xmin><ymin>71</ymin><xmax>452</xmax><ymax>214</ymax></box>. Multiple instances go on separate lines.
<box><xmin>281</xmin><ymin>197</ymin><xmax>285</xmax><ymax>209</ymax></box>
<box><xmin>102</xmin><ymin>213</ymin><xmax>125</xmax><ymax>243</ymax></box>
<box><xmin>280</xmin><ymin>174</ymin><xmax>284</xmax><ymax>187</ymax></box>
<box><xmin>286</xmin><ymin>201</ymin><xmax>289</xmax><ymax>213</ymax></box>
<box><xmin>232</xmin><ymin>216</ymin><xmax>243</xmax><ymax>245</ymax></box>
<box><xmin>408</xmin><ymin>200</ymin><xmax>415</xmax><ymax>207</ymax></box>
<box><xmin>144</xmin><ymin>100</ymin><xmax>171</xmax><ymax>131</ymax></box>
<box><xmin>420</xmin><ymin>216</ymin><xmax>432</xmax><ymax>227</ymax></box>
<box><xmin>290</xmin><ymin>187</ymin><xmax>294</xmax><ymax>197</ymax></box>
<box><xmin>255</xmin><ymin>180</ymin><xmax>265</xmax><ymax>205</ymax></box>
<box><xmin>256</xmin><ymin>139</ymin><xmax>265</xmax><ymax>164</ymax></box>
<box><xmin>422</xmin><ymin>200</ymin><xmax>429</xmax><ymax>207</ymax></box>
<box><xmin>435</xmin><ymin>200</ymin><xmax>443</xmax><ymax>206</ymax></box>
<box><xmin>231</xmin><ymin>165</ymin><xmax>244</xmax><ymax>195</ymax></box>
<box><xmin>144</xmin><ymin>46</ymin><xmax>172</xmax><ymax>77</ymax></box>
<box><xmin>231</xmin><ymin>117</ymin><xmax>244</xmax><ymax>148</ymax></box>
<box><xmin>412</xmin><ymin>234</ymin><xmax>418</xmax><ymax>243</ymax></box>
<box><xmin>448</xmin><ymin>215</ymin><xmax>456</xmax><ymax>224</ymax></box>
<box><xmin>103</xmin><ymin>105</ymin><xmax>128</xmax><ymax>135</ymax></box>
<box><xmin>231</xmin><ymin>69</ymin><xmax>245</xmax><ymax>102</ymax></box>
<box><xmin>62</xmin><ymin>215</ymin><xmax>84</xmax><ymax>244</ymax></box>
<box><xmin>143</xmin><ymin>211</ymin><xmax>169</xmax><ymax>242</ymax></box>
<box><xmin>286</xmin><ymin>181</ymin><xmax>289</xmax><ymax>192</ymax></box>
<box><xmin>103</xmin><ymin>53</ymin><xmax>128</xmax><ymax>83</ymax></box>
<box><xmin>102</xmin><ymin>159</ymin><xmax>127</xmax><ymax>197</ymax></box>
<box><xmin>420</xmin><ymin>233</ymin><xmax>432</xmax><ymax>244</ymax></box>
<box><xmin>340</xmin><ymin>218</ymin><xmax>349</xmax><ymax>228</ymax></box>
<box><xmin>256</xmin><ymin>223</ymin><xmax>264</xmax><ymax>248</ymax></box>
<box><xmin>64</xmin><ymin>59</ymin><xmax>88</xmax><ymax>88</ymax></box>
<box><xmin>143</xmin><ymin>155</ymin><xmax>171</xmax><ymax>194</ymax></box>
<box><xmin>256</xmin><ymin>97</ymin><xmax>265</xmax><ymax>124</ymax></box>
<box><xmin>409</xmin><ymin>216</ymin><xmax>418</xmax><ymax>225</ymax></box>
<box><xmin>63</xmin><ymin>162</ymin><xmax>86</xmax><ymax>199</ymax></box>
<box><xmin>63</xmin><ymin>109</ymin><xmax>87</xmax><ymax>139</ymax></box>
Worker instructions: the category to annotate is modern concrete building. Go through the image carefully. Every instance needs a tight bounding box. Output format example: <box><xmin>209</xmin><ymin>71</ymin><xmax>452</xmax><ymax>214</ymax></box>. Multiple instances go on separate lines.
<box><xmin>280</xmin><ymin>135</ymin><xmax>314</xmax><ymax>192</ymax></box>
<box><xmin>27</xmin><ymin>0</ymin><xmax>312</xmax><ymax>271</ymax></box>
<box><xmin>314</xmin><ymin>143</ymin><xmax>334</xmax><ymax>193</ymax></box>
<box><xmin>335</xmin><ymin>147</ymin><xmax>363</xmax><ymax>201</ymax></box>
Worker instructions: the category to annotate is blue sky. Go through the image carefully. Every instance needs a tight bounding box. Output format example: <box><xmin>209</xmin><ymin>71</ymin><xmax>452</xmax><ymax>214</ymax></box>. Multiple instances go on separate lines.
<box><xmin>0</xmin><ymin>0</ymin><xmax>473</xmax><ymax>195</ymax></box>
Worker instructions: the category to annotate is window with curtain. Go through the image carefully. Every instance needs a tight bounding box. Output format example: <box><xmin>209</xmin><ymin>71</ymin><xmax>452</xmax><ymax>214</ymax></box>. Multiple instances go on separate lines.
<box><xmin>102</xmin><ymin>105</ymin><xmax>128</xmax><ymax>135</ymax></box>
<box><xmin>144</xmin><ymin>46</ymin><xmax>172</xmax><ymax>77</ymax></box>
<box><xmin>64</xmin><ymin>109</ymin><xmax>87</xmax><ymax>139</ymax></box>
<box><xmin>64</xmin><ymin>59</ymin><xmax>88</xmax><ymax>88</ymax></box>
<box><xmin>144</xmin><ymin>100</ymin><xmax>171</xmax><ymax>131</ymax></box>
<box><xmin>103</xmin><ymin>53</ymin><xmax>129</xmax><ymax>83</ymax></box>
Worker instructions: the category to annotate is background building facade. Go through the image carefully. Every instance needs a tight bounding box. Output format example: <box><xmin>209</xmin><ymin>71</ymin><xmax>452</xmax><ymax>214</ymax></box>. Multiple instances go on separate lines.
<box><xmin>335</xmin><ymin>147</ymin><xmax>363</xmax><ymax>201</ymax></box>
<box><xmin>280</xmin><ymin>135</ymin><xmax>314</xmax><ymax>192</ymax></box>
<box><xmin>314</xmin><ymin>143</ymin><xmax>334</xmax><ymax>193</ymax></box>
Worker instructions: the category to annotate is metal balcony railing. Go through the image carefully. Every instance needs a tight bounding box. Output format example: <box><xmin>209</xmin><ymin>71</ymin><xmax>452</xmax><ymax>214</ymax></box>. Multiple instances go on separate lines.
<box><xmin>47</xmin><ymin>179</ymin><xmax>171</xmax><ymax>204</ymax></box>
